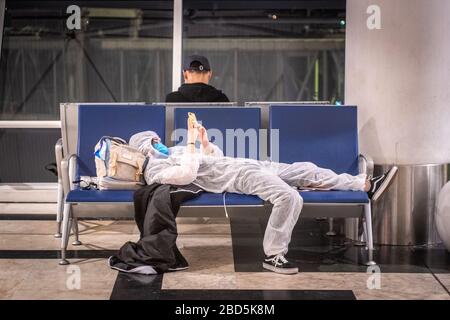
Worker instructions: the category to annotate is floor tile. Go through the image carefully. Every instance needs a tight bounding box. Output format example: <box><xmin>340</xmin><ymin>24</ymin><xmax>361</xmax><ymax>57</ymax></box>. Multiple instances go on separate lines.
<box><xmin>1</xmin><ymin>216</ymin><xmax>449</xmax><ymax>300</ymax></box>
<box><xmin>6</xmin><ymin>259</ymin><xmax>116</xmax><ymax>300</ymax></box>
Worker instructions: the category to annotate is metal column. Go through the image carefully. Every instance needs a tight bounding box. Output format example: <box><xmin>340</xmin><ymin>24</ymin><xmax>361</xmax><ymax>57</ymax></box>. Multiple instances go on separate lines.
<box><xmin>172</xmin><ymin>0</ymin><xmax>183</xmax><ymax>91</ymax></box>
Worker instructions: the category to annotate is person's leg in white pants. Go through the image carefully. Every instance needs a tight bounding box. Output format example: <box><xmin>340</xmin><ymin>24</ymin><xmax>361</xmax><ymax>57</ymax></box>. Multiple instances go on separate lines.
<box><xmin>234</xmin><ymin>161</ymin><xmax>366</xmax><ymax>257</ymax></box>
<box><xmin>274</xmin><ymin>162</ymin><xmax>366</xmax><ymax>191</ymax></box>
<box><xmin>233</xmin><ymin>166</ymin><xmax>303</xmax><ymax>256</ymax></box>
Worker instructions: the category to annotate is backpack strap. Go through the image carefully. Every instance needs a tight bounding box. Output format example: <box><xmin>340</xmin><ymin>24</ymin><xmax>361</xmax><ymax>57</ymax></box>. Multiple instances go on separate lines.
<box><xmin>108</xmin><ymin>151</ymin><xmax>118</xmax><ymax>177</ymax></box>
<box><xmin>100</xmin><ymin>136</ymin><xmax>127</xmax><ymax>145</ymax></box>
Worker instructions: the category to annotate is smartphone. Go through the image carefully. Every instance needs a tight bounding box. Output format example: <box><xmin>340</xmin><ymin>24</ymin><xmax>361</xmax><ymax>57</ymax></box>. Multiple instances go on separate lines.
<box><xmin>188</xmin><ymin>112</ymin><xmax>200</xmax><ymax>128</ymax></box>
<box><xmin>188</xmin><ymin>112</ymin><xmax>197</xmax><ymax>122</ymax></box>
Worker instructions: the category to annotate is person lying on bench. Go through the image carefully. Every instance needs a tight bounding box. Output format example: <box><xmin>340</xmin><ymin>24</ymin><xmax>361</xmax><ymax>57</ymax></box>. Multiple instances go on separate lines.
<box><xmin>129</xmin><ymin>117</ymin><xmax>398</xmax><ymax>275</ymax></box>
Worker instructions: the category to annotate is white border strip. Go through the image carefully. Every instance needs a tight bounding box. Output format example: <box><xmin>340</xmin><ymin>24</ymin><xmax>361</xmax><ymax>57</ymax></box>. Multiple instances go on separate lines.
<box><xmin>0</xmin><ymin>121</ymin><xmax>61</xmax><ymax>128</ymax></box>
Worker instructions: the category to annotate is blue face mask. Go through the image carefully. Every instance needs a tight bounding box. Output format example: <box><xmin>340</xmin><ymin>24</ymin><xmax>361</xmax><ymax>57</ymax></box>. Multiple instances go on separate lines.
<box><xmin>152</xmin><ymin>142</ymin><xmax>169</xmax><ymax>156</ymax></box>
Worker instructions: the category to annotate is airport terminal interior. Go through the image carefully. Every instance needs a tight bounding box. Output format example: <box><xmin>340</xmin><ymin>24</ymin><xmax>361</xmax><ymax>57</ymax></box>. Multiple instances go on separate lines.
<box><xmin>1</xmin><ymin>0</ymin><xmax>450</xmax><ymax>302</ymax></box>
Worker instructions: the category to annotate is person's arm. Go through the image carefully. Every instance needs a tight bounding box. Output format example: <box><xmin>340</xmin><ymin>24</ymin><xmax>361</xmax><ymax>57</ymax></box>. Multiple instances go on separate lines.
<box><xmin>198</xmin><ymin>125</ymin><xmax>224</xmax><ymax>157</ymax></box>
<box><xmin>152</xmin><ymin>117</ymin><xmax>200</xmax><ymax>185</ymax></box>
<box><xmin>186</xmin><ymin>117</ymin><xmax>198</xmax><ymax>154</ymax></box>
<box><xmin>153</xmin><ymin>153</ymin><xmax>199</xmax><ymax>185</ymax></box>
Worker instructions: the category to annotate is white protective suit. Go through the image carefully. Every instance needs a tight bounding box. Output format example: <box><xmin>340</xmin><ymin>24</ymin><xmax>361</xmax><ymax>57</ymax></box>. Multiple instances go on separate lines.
<box><xmin>130</xmin><ymin>131</ymin><xmax>367</xmax><ymax>257</ymax></box>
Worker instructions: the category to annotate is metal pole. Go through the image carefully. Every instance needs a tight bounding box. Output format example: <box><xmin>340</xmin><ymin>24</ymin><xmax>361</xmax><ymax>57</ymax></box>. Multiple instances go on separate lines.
<box><xmin>233</xmin><ymin>48</ymin><xmax>238</xmax><ymax>101</ymax></box>
<box><xmin>156</xmin><ymin>50</ymin><xmax>161</xmax><ymax>101</ymax></box>
<box><xmin>172</xmin><ymin>0</ymin><xmax>183</xmax><ymax>91</ymax></box>
<box><xmin>314</xmin><ymin>57</ymin><xmax>319</xmax><ymax>101</ymax></box>
<box><xmin>0</xmin><ymin>0</ymin><xmax>5</xmax><ymax>62</ymax></box>
<box><xmin>323</xmin><ymin>51</ymin><xmax>329</xmax><ymax>101</ymax></box>
<box><xmin>120</xmin><ymin>50</ymin><xmax>124</xmax><ymax>100</ymax></box>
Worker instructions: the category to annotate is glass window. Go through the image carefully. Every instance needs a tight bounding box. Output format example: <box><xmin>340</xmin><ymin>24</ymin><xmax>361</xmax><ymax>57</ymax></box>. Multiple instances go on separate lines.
<box><xmin>0</xmin><ymin>129</ymin><xmax>60</xmax><ymax>183</ymax></box>
<box><xmin>0</xmin><ymin>1</ymin><xmax>173</xmax><ymax>183</ymax></box>
<box><xmin>182</xmin><ymin>0</ymin><xmax>346</xmax><ymax>104</ymax></box>
<box><xmin>0</xmin><ymin>1</ymin><xmax>173</xmax><ymax>120</ymax></box>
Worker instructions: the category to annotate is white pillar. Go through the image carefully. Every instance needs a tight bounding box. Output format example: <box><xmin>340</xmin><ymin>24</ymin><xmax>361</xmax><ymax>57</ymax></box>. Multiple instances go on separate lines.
<box><xmin>345</xmin><ymin>0</ymin><xmax>450</xmax><ymax>165</ymax></box>
<box><xmin>172</xmin><ymin>0</ymin><xmax>183</xmax><ymax>91</ymax></box>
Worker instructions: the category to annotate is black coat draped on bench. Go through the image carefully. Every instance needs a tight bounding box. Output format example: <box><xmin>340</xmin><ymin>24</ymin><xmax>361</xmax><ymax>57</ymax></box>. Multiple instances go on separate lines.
<box><xmin>109</xmin><ymin>183</ymin><xmax>204</xmax><ymax>274</ymax></box>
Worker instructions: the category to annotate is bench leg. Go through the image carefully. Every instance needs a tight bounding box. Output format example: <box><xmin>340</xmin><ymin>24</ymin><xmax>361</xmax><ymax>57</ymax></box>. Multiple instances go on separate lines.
<box><xmin>361</xmin><ymin>218</ymin><xmax>368</xmax><ymax>243</ymax></box>
<box><xmin>352</xmin><ymin>217</ymin><xmax>366</xmax><ymax>246</ymax></box>
<box><xmin>59</xmin><ymin>203</ymin><xmax>72</xmax><ymax>265</ymax></box>
<box><xmin>326</xmin><ymin>218</ymin><xmax>336</xmax><ymax>236</ymax></box>
<box><xmin>71</xmin><ymin>216</ymin><xmax>82</xmax><ymax>246</ymax></box>
<box><xmin>364</xmin><ymin>203</ymin><xmax>376</xmax><ymax>266</ymax></box>
<box><xmin>54</xmin><ymin>181</ymin><xmax>64</xmax><ymax>238</ymax></box>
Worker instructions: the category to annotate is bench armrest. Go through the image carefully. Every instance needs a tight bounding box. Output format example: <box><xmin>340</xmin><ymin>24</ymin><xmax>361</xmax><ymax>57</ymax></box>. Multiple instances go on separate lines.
<box><xmin>61</xmin><ymin>153</ymin><xmax>78</xmax><ymax>196</ymax></box>
<box><xmin>359</xmin><ymin>153</ymin><xmax>374</xmax><ymax>177</ymax></box>
<box><xmin>55</xmin><ymin>138</ymin><xmax>63</xmax><ymax>181</ymax></box>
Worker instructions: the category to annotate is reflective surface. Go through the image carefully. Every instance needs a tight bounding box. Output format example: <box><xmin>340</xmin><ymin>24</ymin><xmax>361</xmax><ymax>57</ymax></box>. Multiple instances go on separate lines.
<box><xmin>437</xmin><ymin>182</ymin><xmax>450</xmax><ymax>252</ymax></box>
<box><xmin>373</xmin><ymin>164</ymin><xmax>448</xmax><ymax>246</ymax></box>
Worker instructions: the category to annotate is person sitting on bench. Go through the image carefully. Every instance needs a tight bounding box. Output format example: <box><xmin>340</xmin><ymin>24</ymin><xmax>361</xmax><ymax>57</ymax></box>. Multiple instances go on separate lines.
<box><xmin>166</xmin><ymin>55</ymin><xmax>230</xmax><ymax>103</ymax></box>
<box><xmin>129</xmin><ymin>117</ymin><xmax>398</xmax><ymax>275</ymax></box>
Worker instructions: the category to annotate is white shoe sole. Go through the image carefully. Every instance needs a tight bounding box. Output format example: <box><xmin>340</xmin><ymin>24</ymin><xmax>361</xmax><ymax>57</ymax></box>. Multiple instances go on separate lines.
<box><xmin>168</xmin><ymin>266</ymin><xmax>189</xmax><ymax>272</ymax></box>
<box><xmin>108</xmin><ymin>256</ymin><xmax>158</xmax><ymax>275</ymax></box>
<box><xmin>262</xmin><ymin>262</ymin><xmax>298</xmax><ymax>275</ymax></box>
<box><xmin>371</xmin><ymin>166</ymin><xmax>398</xmax><ymax>202</ymax></box>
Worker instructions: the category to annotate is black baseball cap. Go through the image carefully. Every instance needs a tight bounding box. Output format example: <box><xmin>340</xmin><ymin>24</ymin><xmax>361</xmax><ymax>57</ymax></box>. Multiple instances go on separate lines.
<box><xmin>183</xmin><ymin>55</ymin><xmax>211</xmax><ymax>72</ymax></box>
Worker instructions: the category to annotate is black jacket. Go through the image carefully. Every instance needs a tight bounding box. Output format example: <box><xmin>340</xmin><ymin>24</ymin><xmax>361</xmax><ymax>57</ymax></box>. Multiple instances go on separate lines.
<box><xmin>109</xmin><ymin>183</ymin><xmax>204</xmax><ymax>274</ymax></box>
<box><xmin>166</xmin><ymin>83</ymin><xmax>230</xmax><ymax>103</ymax></box>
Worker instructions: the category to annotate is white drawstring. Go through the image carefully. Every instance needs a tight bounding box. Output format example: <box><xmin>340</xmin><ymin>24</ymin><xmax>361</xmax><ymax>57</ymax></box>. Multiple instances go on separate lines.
<box><xmin>223</xmin><ymin>192</ymin><xmax>229</xmax><ymax>219</ymax></box>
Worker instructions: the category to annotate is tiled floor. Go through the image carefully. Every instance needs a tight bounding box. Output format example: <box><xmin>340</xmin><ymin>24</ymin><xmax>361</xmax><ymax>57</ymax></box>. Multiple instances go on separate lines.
<box><xmin>0</xmin><ymin>214</ymin><xmax>449</xmax><ymax>300</ymax></box>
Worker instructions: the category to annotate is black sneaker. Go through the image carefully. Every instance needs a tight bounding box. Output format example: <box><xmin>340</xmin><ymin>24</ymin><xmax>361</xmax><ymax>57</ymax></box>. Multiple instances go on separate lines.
<box><xmin>262</xmin><ymin>254</ymin><xmax>298</xmax><ymax>274</ymax></box>
<box><xmin>367</xmin><ymin>166</ymin><xmax>398</xmax><ymax>201</ymax></box>
<box><xmin>168</xmin><ymin>246</ymin><xmax>189</xmax><ymax>272</ymax></box>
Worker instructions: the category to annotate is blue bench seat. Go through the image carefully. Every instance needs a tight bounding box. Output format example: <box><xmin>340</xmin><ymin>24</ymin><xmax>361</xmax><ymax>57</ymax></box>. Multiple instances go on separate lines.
<box><xmin>66</xmin><ymin>189</ymin><xmax>134</xmax><ymax>203</ymax></box>
<box><xmin>182</xmin><ymin>192</ymin><xmax>263</xmax><ymax>206</ymax></box>
<box><xmin>66</xmin><ymin>188</ymin><xmax>367</xmax><ymax>205</ymax></box>
<box><xmin>66</xmin><ymin>189</ymin><xmax>263</xmax><ymax>206</ymax></box>
<box><xmin>298</xmin><ymin>191</ymin><xmax>369</xmax><ymax>204</ymax></box>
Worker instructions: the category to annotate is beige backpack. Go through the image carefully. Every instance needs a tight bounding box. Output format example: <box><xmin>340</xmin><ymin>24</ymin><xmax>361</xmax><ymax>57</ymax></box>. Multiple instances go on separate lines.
<box><xmin>94</xmin><ymin>137</ymin><xmax>148</xmax><ymax>190</ymax></box>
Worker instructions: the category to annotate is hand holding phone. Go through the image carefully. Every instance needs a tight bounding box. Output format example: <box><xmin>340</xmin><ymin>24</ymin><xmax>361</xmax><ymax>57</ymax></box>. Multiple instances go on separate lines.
<box><xmin>187</xmin><ymin>112</ymin><xmax>199</xmax><ymax>144</ymax></box>
<box><xmin>188</xmin><ymin>112</ymin><xmax>200</xmax><ymax>128</ymax></box>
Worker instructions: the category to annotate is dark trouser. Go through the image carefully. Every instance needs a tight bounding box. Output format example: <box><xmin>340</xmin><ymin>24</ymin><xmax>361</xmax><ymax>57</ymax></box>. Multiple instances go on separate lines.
<box><xmin>111</xmin><ymin>183</ymin><xmax>202</xmax><ymax>273</ymax></box>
